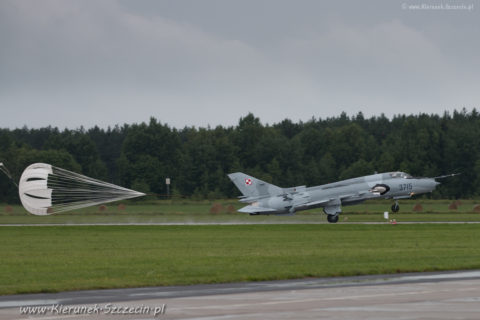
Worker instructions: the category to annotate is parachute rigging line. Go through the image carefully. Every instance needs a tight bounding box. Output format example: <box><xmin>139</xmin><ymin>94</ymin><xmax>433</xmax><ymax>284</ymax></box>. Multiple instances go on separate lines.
<box><xmin>19</xmin><ymin>163</ymin><xmax>145</xmax><ymax>215</ymax></box>
<box><xmin>0</xmin><ymin>162</ymin><xmax>18</xmax><ymax>187</ymax></box>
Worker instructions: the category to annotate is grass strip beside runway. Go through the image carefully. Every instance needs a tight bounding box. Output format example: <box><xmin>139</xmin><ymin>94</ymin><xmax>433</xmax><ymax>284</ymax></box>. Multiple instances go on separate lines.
<box><xmin>1</xmin><ymin>224</ymin><xmax>480</xmax><ymax>295</ymax></box>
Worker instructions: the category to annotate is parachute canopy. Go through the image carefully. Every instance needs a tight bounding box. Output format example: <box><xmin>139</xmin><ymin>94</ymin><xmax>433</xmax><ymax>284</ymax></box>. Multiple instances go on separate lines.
<box><xmin>19</xmin><ymin>163</ymin><xmax>145</xmax><ymax>215</ymax></box>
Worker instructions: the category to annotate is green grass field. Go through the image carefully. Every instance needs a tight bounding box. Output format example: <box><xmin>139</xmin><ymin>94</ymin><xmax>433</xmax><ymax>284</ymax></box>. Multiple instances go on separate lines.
<box><xmin>1</xmin><ymin>199</ymin><xmax>480</xmax><ymax>295</ymax></box>
<box><xmin>1</xmin><ymin>224</ymin><xmax>480</xmax><ymax>295</ymax></box>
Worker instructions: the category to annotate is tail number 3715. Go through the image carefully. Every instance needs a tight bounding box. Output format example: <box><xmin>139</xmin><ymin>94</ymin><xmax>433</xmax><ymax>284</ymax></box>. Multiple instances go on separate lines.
<box><xmin>399</xmin><ymin>183</ymin><xmax>413</xmax><ymax>191</ymax></box>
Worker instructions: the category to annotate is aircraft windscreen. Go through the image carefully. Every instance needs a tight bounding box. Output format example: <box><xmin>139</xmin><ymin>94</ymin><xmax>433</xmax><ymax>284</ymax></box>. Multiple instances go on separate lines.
<box><xmin>390</xmin><ymin>172</ymin><xmax>412</xmax><ymax>179</ymax></box>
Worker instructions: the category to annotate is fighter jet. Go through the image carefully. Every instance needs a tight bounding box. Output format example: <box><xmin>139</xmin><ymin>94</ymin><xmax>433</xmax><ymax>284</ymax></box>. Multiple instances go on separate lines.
<box><xmin>228</xmin><ymin>172</ymin><xmax>455</xmax><ymax>223</ymax></box>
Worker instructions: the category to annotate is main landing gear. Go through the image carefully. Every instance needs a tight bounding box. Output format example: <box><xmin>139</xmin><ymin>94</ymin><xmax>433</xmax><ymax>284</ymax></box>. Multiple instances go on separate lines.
<box><xmin>327</xmin><ymin>214</ymin><xmax>339</xmax><ymax>223</ymax></box>
<box><xmin>324</xmin><ymin>205</ymin><xmax>341</xmax><ymax>223</ymax></box>
<box><xmin>391</xmin><ymin>200</ymin><xmax>400</xmax><ymax>213</ymax></box>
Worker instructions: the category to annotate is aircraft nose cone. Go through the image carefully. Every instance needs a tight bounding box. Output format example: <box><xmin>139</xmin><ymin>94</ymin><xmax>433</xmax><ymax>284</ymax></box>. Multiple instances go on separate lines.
<box><xmin>427</xmin><ymin>179</ymin><xmax>440</xmax><ymax>191</ymax></box>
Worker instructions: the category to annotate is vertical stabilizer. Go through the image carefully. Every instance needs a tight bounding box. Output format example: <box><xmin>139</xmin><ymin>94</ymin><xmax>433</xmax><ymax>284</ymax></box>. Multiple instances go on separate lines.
<box><xmin>227</xmin><ymin>172</ymin><xmax>282</xmax><ymax>198</ymax></box>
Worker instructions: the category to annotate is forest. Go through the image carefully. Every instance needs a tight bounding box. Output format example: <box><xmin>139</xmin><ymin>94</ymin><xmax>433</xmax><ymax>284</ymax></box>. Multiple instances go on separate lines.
<box><xmin>1</xmin><ymin>110</ymin><xmax>479</xmax><ymax>203</ymax></box>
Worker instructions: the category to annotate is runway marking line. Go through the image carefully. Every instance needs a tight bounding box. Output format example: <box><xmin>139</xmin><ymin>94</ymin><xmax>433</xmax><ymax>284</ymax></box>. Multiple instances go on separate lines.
<box><xmin>167</xmin><ymin>286</ymin><xmax>480</xmax><ymax>311</ymax></box>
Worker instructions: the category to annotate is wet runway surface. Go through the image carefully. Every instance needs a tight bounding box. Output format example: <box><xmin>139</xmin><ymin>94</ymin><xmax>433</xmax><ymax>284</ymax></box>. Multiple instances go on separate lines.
<box><xmin>2</xmin><ymin>221</ymin><xmax>480</xmax><ymax>227</ymax></box>
<box><xmin>2</xmin><ymin>270</ymin><xmax>480</xmax><ymax>319</ymax></box>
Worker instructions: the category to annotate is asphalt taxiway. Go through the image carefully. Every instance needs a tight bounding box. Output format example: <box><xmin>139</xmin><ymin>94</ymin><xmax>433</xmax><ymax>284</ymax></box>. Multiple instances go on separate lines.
<box><xmin>1</xmin><ymin>270</ymin><xmax>480</xmax><ymax>319</ymax></box>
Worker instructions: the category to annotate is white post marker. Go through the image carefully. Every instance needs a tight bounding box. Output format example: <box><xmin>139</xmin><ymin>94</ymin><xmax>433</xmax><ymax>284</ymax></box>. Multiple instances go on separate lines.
<box><xmin>384</xmin><ymin>211</ymin><xmax>389</xmax><ymax>220</ymax></box>
<box><xmin>166</xmin><ymin>178</ymin><xmax>171</xmax><ymax>197</ymax></box>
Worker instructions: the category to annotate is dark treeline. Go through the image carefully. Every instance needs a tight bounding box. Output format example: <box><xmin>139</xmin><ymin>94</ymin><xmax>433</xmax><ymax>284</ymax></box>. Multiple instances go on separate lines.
<box><xmin>1</xmin><ymin>110</ymin><xmax>480</xmax><ymax>203</ymax></box>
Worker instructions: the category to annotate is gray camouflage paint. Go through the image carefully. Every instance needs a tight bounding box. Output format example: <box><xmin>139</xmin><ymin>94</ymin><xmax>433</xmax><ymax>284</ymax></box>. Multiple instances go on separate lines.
<box><xmin>228</xmin><ymin>172</ymin><xmax>439</xmax><ymax>216</ymax></box>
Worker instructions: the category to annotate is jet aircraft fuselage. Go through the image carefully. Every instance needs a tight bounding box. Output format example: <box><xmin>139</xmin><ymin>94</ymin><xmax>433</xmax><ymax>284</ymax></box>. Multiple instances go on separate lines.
<box><xmin>228</xmin><ymin>172</ymin><xmax>441</xmax><ymax>223</ymax></box>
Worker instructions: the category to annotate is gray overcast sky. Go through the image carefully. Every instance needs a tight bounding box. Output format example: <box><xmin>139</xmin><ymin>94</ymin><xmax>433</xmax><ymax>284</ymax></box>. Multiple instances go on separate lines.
<box><xmin>1</xmin><ymin>0</ymin><xmax>479</xmax><ymax>129</ymax></box>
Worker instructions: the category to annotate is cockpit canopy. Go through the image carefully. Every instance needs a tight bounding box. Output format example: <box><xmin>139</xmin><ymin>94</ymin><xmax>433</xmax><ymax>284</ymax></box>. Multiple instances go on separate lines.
<box><xmin>389</xmin><ymin>171</ymin><xmax>412</xmax><ymax>179</ymax></box>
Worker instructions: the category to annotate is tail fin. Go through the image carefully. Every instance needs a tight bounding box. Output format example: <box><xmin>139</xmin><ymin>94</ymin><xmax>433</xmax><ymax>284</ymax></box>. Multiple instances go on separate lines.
<box><xmin>228</xmin><ymin>172</ymin><xmax>282</xmax><ymax>199</ymax></box>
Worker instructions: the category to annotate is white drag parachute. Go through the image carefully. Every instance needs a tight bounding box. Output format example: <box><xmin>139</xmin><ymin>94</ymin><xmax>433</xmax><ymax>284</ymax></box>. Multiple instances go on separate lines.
<box><xmin>19</xmin><ymin>163</ymin><xmax>145</xmax><ymax>215</ymax></box>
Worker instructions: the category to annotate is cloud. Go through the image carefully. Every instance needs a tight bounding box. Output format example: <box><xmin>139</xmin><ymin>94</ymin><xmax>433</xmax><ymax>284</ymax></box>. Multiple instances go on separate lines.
<box><xmin>0</xmin><ymin>0</ymin><xmax>478</xmax><ymax>129</ymax></box>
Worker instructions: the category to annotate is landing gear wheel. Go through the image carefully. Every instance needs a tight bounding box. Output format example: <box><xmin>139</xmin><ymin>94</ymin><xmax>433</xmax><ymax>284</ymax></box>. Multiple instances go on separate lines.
<box><xmin>391</xmin><ymin>202</ymin><xmax>400</xmax><ymax>213</ymax></box>
<box><xmin>327</xmin><ymin>214</ymin><xmax>339</xmax><ymax>223</ymax></box>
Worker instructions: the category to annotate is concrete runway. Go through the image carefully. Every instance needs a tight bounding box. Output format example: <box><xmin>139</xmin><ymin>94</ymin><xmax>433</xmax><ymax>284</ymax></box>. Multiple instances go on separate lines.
<box><xmin>2</xmin><ymin>270</ymin><xmax>480</xmax><ymax>319</ymax></box>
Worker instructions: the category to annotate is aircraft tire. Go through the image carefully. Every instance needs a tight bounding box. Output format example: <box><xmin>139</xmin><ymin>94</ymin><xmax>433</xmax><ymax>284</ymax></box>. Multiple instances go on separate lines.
<box><xmin>327</xmin><ymin>214</ymin><xmax>339</xmax><ymax>223</ymax></box>
<box><xmin>391</xmin><ymin>203</ymin><xmax>400</xmax><ymax>213</ymax></box>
